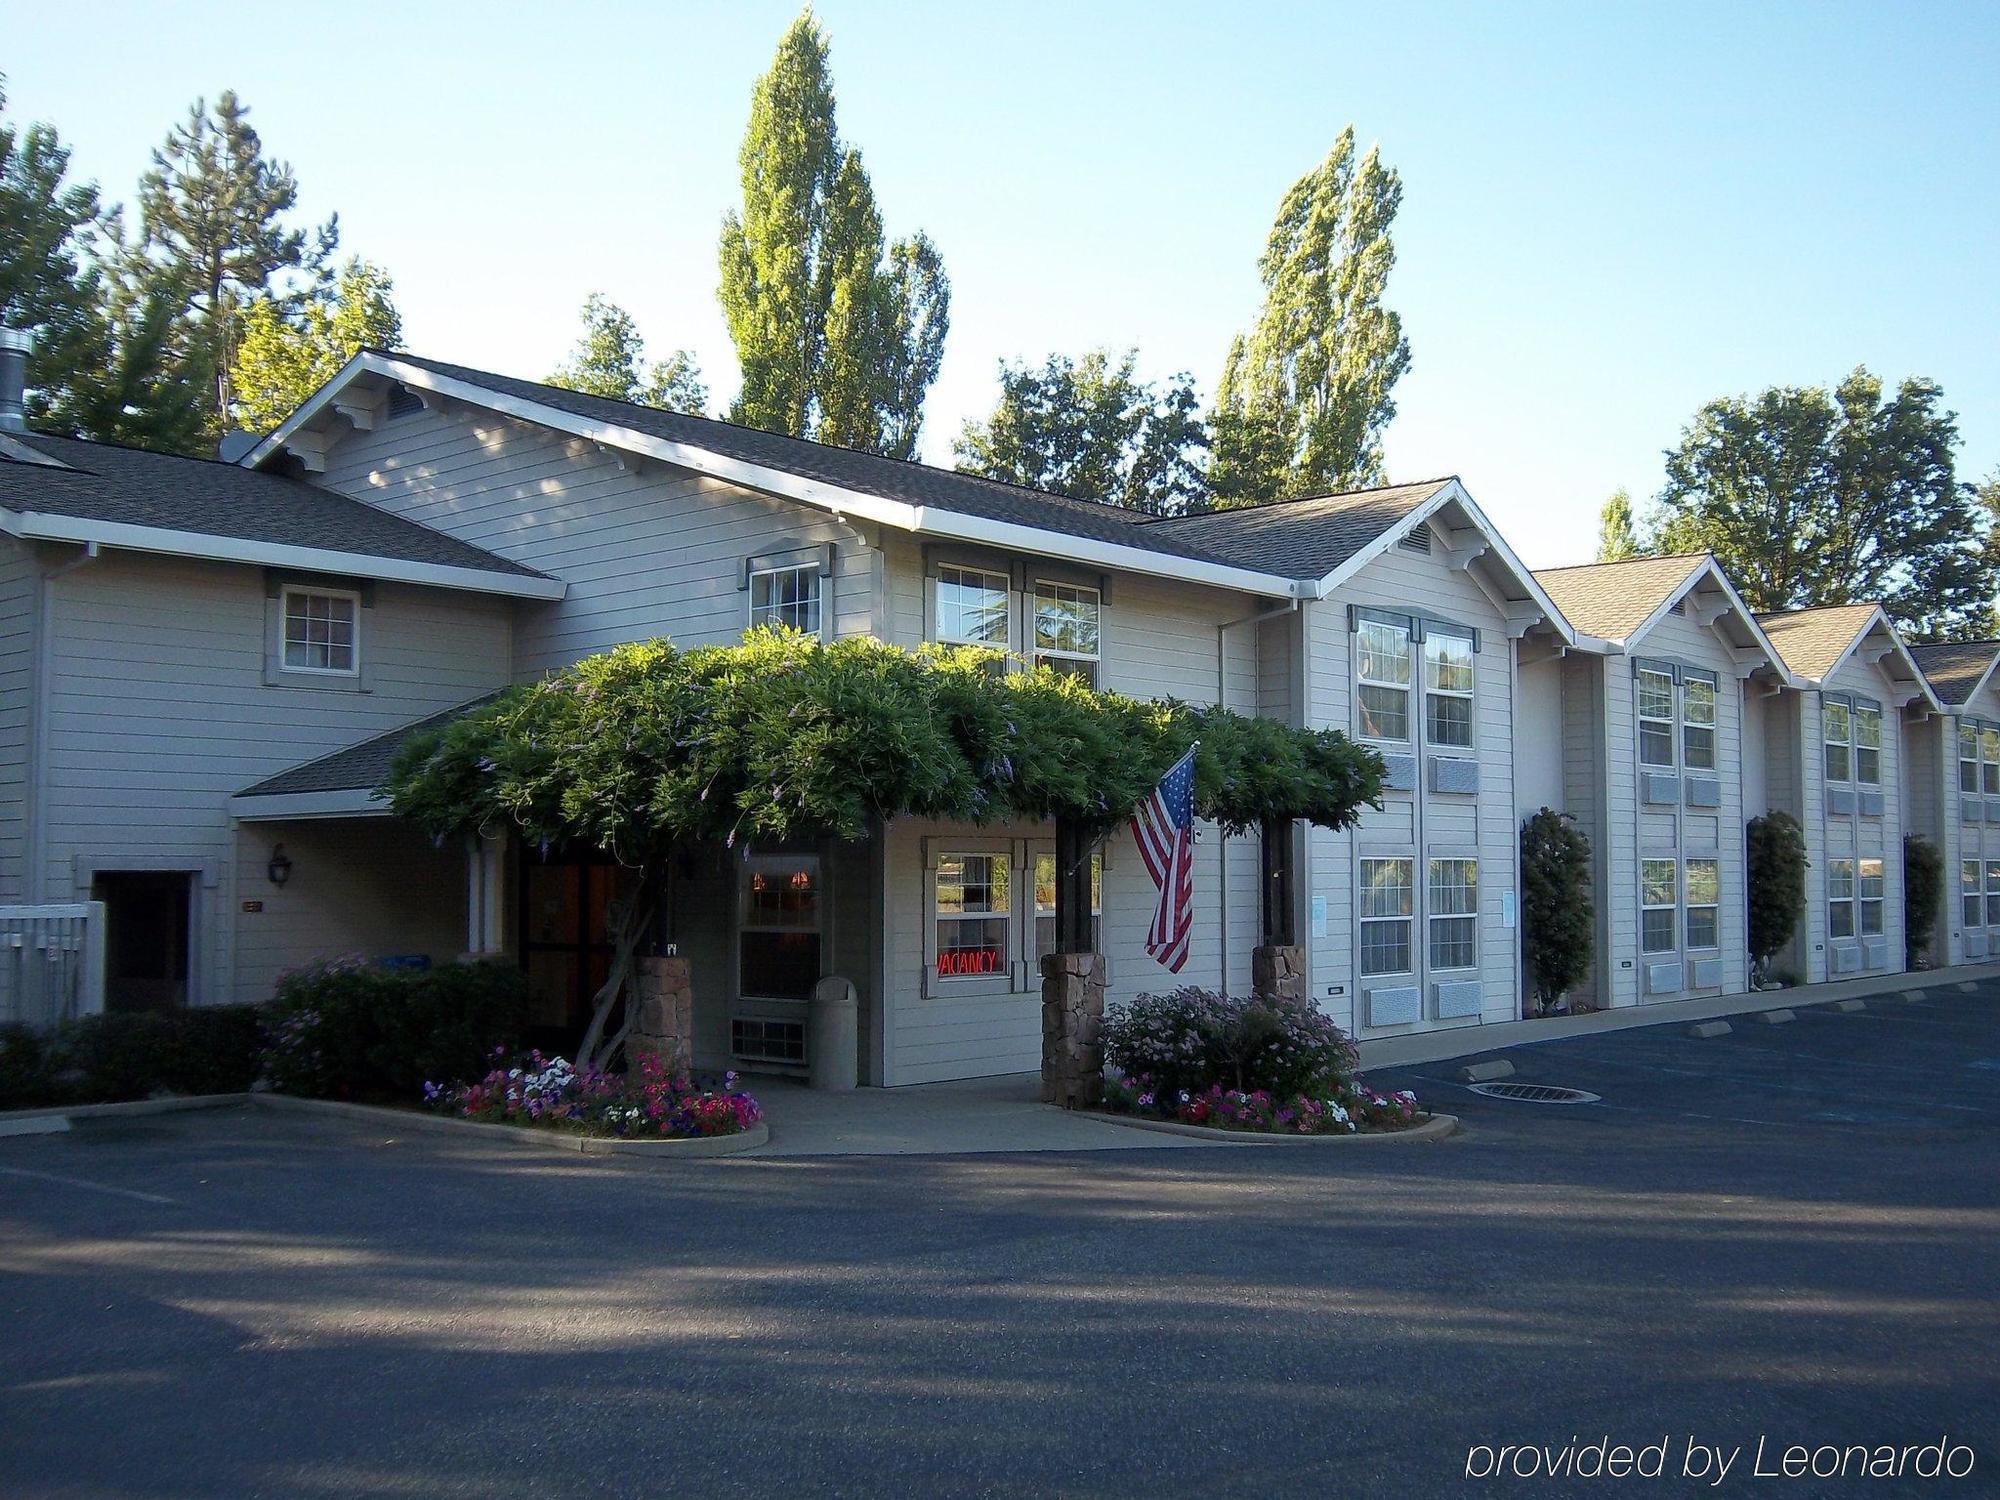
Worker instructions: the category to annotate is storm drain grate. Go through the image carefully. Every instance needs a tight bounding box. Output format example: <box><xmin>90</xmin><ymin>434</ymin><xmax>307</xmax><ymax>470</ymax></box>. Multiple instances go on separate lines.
<box><xmin>1466</xmin><ymin>1081</ymin><xmax>1601</xmax><ymax>1105</ymax></box>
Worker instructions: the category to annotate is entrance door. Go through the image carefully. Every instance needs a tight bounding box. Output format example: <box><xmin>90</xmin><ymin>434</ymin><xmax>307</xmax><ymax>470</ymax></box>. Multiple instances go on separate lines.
<box><xmin>518</xmin><ymin>847</ymin><xmax>618</xmax><ymax>1049</ymax></box>
<box><xmin>91</xmin><ymin>871</ymin><xmax>192</xmax><ymax>1012</ymax></box>
<box><xmin>732</xmin><ymin>849</ymin><xmax>822</xmax><ymax>1067</ymax></box>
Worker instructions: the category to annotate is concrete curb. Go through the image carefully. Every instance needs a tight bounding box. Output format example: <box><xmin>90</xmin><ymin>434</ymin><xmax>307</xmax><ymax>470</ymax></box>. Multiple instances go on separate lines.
<box><xmin>251</xmin><ymin>1094</ymin><xmax>769</xmax><ymax>1157</ymax></box>
<box><xmin>1832</xmin><ymin>999</ymin><xmax>1866</xmax><ymax>1013</ymax></box>
<box><xmin>0</xmin><ymin>1115</ymin><xmax>71</xmax><ymax>1138</ymax></box>
<box><xmin>1687</xmin><ymin>1021</ymin><xmax>1732</xmax><ymax>1039</ymax></box>
<box><xmin>0</xmin><ymin>1093</ymin><xmax>252</xmax><ymax>1126</ymax></box>
<box><xmin>1456</xmin><ymin>1060</ymin><xmax>1515</xmax><ymax>1084</ymax></box>
<box><xmin>1086</xmin><ymin>1111</ymin><xmax>1460</xmax><ymax>1145</ymax></box>
<box><xmin>1758</xmin><ymin>1009</ymin><xmax>1797</xmax><ymax>1025</ymax></box>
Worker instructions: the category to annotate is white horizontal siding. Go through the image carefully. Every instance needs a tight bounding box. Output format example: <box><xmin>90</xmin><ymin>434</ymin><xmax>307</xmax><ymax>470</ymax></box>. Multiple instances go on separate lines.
<box><xmin>0</xmin><ymin>537</ymin><xmax>36</xmax><ymax>901</ymax></box>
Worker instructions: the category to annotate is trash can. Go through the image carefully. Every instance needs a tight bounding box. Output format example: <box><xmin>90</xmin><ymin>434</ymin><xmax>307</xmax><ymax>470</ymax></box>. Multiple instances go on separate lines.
<box><xmin>809</xmin><ymin>975</ymin><xmax>858</xmax><ymax>1092</ymax></box>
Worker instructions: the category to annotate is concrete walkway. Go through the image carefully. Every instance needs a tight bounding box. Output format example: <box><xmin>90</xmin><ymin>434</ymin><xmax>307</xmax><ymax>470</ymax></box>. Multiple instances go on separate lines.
<box><xmin>1355</xmin><ymin>958</ymin><xmax>2000</xmax><ymax>1070</ymax></box>
<box><xmin>743</xmin><ymin>1072</ymin><xmax>1234</xmax><ymax>1157</ymax></box>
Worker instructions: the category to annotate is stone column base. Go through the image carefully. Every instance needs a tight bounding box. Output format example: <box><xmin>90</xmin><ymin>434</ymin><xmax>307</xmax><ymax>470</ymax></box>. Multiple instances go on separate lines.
<box><xmin>1252</xmin><ymin>944</ymin><xmax>1307</xmax><ymax>1004</ymax></box>
<box><xmin>1041</xmin><ymin>951</ymin><xmax>1106</xmax><ymax>1109</ymax></box>
<box><xmin>627</xmin><ymin>954</ymin><xmax>693</xmax><ymax>1077</ymax></box>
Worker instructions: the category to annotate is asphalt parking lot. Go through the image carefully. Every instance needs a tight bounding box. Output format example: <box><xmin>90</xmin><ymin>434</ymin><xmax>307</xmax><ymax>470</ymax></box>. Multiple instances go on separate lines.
<box><xmin>3</xmin><ymin>984</ymin><xmax>1997</xmax><ymax>1499</ymax></box>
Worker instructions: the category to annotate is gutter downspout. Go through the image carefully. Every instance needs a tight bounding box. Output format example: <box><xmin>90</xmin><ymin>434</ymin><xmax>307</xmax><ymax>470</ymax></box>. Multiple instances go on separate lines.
<box><xmin>28</xmin><ymin>541</ymin><xmax>98</xmax><ymax>902</ymax></box>
<box><xmin>1217</xmin><ymin>599</ymin><xmax>1301</xmax><ymax>990</ymax></box>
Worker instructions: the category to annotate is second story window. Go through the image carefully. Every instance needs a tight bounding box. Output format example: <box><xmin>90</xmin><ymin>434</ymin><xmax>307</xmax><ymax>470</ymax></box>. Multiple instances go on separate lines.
<box><xmin>1423</xmin><ymin>629</ymin><xmax>1475</xmax><ymax>749</ymax></box>
<box><xmin>936</xmin><ymin>566</ymin><xmax>1010</xmax><ymax>653</ymax></box>
<box><xmin>749</xmin><ymin>563</ymin><xmax>822</xmax><ymax>634</ymax></box>
<box><xmin>1853</xmin><ymin>704</ymin><xmax>1882</xmax><ymax>785</ymax></box>
<box><xmin>1032</xmin><ymin>583</ymin><xmax>1100</xmax><ymax>686</ymax></box>
<box><xmin>1682</xmin><ymin>675</ymin><xmax>1717</xmax><ymax>770</ymax></box>
<box><xmin>1980</xmin><ymin>728</ymin><xmax>1999</xmax><ymax>795</ymax></box>
<box><xmin>1823</xmin><ymin>699</ymin><xmax>1852</xmax><ymax>783</ymax></box>
<box><xmin>1637</xmin><ymin>668</ymin><xmax>1675</xmax><ymax>767</ymax></box>
<box><xmin>1961</xmin><ymin>724</ymin><xmax>1980</xmax><ymax>794</ymax></box>
<box><xmin>1356</xmin><ymin>620</ymin><xmax>1412</xmax><ymax>743</ymax></box>
<box><xmin>281</xmin><ymin>587</ymin><xmax>359</xmax><ymax>675</ymax></box>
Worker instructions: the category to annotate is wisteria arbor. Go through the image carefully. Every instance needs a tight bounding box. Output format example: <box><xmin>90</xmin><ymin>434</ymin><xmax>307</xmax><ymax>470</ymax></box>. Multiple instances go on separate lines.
<box><xmin>384</xmin><ymin>629</ymin><xmax>1383</xmax><ymax>1088</ymax></box>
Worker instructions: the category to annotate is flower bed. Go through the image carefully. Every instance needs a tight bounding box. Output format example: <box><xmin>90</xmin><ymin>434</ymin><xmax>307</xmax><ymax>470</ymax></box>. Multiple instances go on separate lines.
<box><xmin>1097</xmin><ymin>987</ymin><xmax>1425</xmax><ymax>1135</ymax></box>
<box><xmin>425</xmin><ymin>1050</ymin><xmax>762</xmax><ymax>1139</ymax></box>
<box><xmin>1102</xmin><ymin>1073</ymin><xmax>1425</xmax><ymax>1135</ymax></box>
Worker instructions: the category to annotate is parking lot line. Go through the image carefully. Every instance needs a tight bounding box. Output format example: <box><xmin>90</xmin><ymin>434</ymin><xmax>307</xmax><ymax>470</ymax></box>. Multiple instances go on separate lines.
<box><xmin>0</xmin><ymin>1166</ymin><xmax>175</xmax><ymax>1205</ymax></box>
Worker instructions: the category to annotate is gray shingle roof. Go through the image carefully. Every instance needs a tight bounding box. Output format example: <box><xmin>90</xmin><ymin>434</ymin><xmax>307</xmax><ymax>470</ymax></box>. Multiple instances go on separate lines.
<box><xmin>1909</xmin><ymin>640</ymin><xmax>2000</xmax><ymax>706</ymax></box>
<box><xmin>1136</xmin><ymin>480</ymin><xmax>1454</xmax><ymax>578</ymax></box>
<box><xmin>1754</xmin><ymin>604</ymin><xmax>1882</xmax><ymax>682</ymax></box>
<box><xmin>236</xmin><ymin>695</ymin><xmax>502</xmax><ymax>798</ymax></box>
<box><xmin>0</xmin><ymin>433</ymin><xmax>549</xmax><ymax>581</ymax></box>
<box><xmin>1531</xmin><ymin>554</ymin><xmax>1710</xmax><ymax>642</ymax></box>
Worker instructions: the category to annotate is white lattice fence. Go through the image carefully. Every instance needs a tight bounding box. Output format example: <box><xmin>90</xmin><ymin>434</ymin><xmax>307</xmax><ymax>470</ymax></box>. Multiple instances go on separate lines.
<box><xmin>0</xmin><ymin>903</ymin><xmax>106</xmax><ymax>1030</ymax></box>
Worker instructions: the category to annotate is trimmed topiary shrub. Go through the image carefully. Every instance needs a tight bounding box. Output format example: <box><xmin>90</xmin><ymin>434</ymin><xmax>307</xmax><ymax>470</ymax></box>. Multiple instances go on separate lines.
<box><xmin>1099</xmin><ymin>987</ymin><xmax>1358</xmax><ymax>1101</ymax></box>
<box><xmin>0</xmin><ymin>1007</ymin><xmax>266</xmax><ymax>1110</ymax></box>
<box><xmin>263</xmin><ymin>957</ymin><xmax>529</xmax><ymax>1103</ymax></box>
<box><xmin>1748</xmin><ymin>811</ymin><xmax>1809</xmax><ymax>981</ymax></box>
<box><xmin>1521</xmin><ymin>807</ymin><xmax>1594</xmax><ymax>1016</ymax></box>
<box><xmin>1905</xmin><ymin>834</ymin><xmax>1943</xmax><ymax>970</ymax></box>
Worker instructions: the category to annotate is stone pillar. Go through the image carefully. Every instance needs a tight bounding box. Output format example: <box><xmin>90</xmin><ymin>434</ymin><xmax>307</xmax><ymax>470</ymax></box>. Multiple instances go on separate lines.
<box><xmin>1040</xmin><ymin>951</ymin><xmax>1106</xmax><ymax>1109</ymax></box>
<box><xmin>627</xmin><ymin>954</ymin><xmax>693</xmax><ymax>1077</ymax></box>
<box><xmin>1251</xmin><ymin>944</ymin><xmax>1307</xmax><ymax>1004</ymax></box>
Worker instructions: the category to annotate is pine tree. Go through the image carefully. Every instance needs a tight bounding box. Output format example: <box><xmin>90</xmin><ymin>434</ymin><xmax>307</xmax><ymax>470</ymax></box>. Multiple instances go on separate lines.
<box><xmin>0</xmin><ymin>81</ymin><xmax>106</xmax><ymax>428</ymax></box>
<box><xmin>547</xmin><ymin>293</ymin><xmax>707</xmax><ymax>416</ymax></box>
<box><xmin>59</xmin><ymin>225</ymin><xmax>213</xmax><ymax>453</ymax></box>
<box><xmin>1208</xmin><ymin>129</ymin><xmax>1411</xmax><ymax>506</ymax></box>
<box><xmin>230</xmin><ymin>258</ymin><xmax>402</xmax><ymax>433</ymax></box>
<box><xmin>718</xmin><ymin>13</ymin><xmax>948</xmax><ymax>456</ymax></box>
<box><xmin>132</xmin><ymin>91</ymin><xmax>333</xmax><ymax>433</ymax></box>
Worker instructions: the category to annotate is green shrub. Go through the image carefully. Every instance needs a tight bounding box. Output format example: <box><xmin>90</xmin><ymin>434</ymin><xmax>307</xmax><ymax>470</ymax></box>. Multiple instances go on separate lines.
<box><xmin>263</xmin><ymin>958</ymin><xmax>529</xmax><ymax>1102</ymax></box>
<box><xmin>1905</xmin><ymin>834</ymin><xmax>1943</xmax><ymax>969</ymax></box>
<box><xmin>1521</xmin><ymin>807</ymin><xmax>1594</xmax><ymax>1014</ymax></box>
<box><xmin>1748</xmin><ymin>812</ymin><xmax>1809</xmax><ymax>976</ymax></box>
<box><xmin>1099</xmin><ymin>987</ymin><xmax>1358</xmax><ymax>1101</ymax></box>
<box><xmin>0</xmin><ymin>1007</ymin><xmax>266</xmax><ymax>1110</ymax></box>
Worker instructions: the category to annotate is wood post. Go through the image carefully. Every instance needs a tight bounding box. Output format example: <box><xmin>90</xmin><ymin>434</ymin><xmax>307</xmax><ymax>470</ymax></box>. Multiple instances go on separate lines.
<box><xmin>1260</xmin><ymin>815</ymin><xmax>1295</xmax><ymax>947</ymax></box>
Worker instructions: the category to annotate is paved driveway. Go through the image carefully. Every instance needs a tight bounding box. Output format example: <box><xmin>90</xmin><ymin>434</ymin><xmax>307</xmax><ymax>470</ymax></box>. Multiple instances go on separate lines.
<box><xmin>3</xmin><ymin>988</ymin><xmax>1996</xmax><ymax>1498</ymax></box>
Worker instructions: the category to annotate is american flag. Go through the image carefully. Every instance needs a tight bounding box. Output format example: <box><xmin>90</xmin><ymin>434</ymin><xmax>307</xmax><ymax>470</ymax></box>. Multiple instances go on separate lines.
<box><xmin>1131</xmin><ymin>745</ymin><xmax>1198</xmax><ymax>972</ymax></box>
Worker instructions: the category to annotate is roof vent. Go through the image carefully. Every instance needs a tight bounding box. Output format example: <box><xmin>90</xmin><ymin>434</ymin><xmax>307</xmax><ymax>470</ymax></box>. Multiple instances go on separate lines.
<box><xmin>385</xmin><ymin>383</ymin><xmax>424</xmax><ymax>420</ymax></box>
<box><xmin>1399</xmin><ymin>525</ymin><xmax>1432</xmax><ymax>555</ymax></box>
<box><xmin>0</xmin><ymin>326</ymin><xmax>31</xmax><ymax>434</ymax></box>
<box><xmin>217</xmin><ymin>430</ymin><xmax>260</xmax><ymax>464</ymax></box>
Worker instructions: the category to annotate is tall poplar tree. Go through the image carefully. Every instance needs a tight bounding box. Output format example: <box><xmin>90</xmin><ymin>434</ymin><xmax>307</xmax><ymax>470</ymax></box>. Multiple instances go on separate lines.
<box><xmin>132</xmin><ymin>91</ymin><xmax>333</xmax><ymax>433</ymax></box>
<box><xmin>1208</xmin><ymin>128</ymin><xmax>1411</xmax><ymax>506</ymax></box>
<box><xmin>1596</xmin><ymin>488</ymin><xmax>1644</xmax><ymax>561</ymax></box>
<box><xmin>718</xmin><ymin>13</ymin><xmax>949</xmax><ymax>456</ymax></box>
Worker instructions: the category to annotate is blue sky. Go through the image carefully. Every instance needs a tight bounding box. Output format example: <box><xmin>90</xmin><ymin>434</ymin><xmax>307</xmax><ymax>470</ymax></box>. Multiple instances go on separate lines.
<box><xmin>9</xmin><ymin>1</ymin><xmax>1998</xmax><ymax>567</ymax></box>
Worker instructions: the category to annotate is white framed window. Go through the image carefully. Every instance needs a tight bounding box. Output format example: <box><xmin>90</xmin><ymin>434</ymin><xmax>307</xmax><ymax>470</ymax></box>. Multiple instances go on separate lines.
<box><xmin>1426</xmin><ymin>857</ymin><xmax>1478</xmax><ymax>970</ymax></box>
<box><xmin>1356</xmin><ymin>620</ymin><xmax>1412</xmax><ymax>743</ymax></box>
<box><xmin>935</xmin><ymin>566</ymin><xmax>1011</xmax><ymax>651</ymax></box>
<box><xmin>1682</xmin><ymin>675</ymin><xmax>1717</xmax><ymax>771</ymax></box>
<box><xmin>1685</xmin><ymin>857</ymin><xmax>1720</xmax><ymax>950</ymax></box>
<box><xmin>1985</xmin><ymin>861</ymin><xmax>2000</xmax><ymax>928</ymax></box>
<box><xmin>1423</xmin><ymin>629</ymin><xmax>1475</xmax><ymax>749</ymax></box>
<box><xmin>749</xmin><ymin>563</ymin><xmax>822</xmax><ymax>634</ymax></box>
<box><xmin>1032</xmin><ymin>582</ymin><xmax>1100</xmax><ymax>687</ymax></box>
<box><xmin>1641</xmin><ymin>858</ymin><xmax>1678</xmax><ymax>953</ymax></box>
<box><xmin>1822</xmin><ymin>700</ymin><xmax>1851</xmax><ymax>783</ymax></box>
<box><xmin>1358</xmin><ymin>857</ymin><xmax>1414</xmax><ymax>976</ymax></box>
<box><xmin>1853</xmin><ymin>705</ymin><xmax>1881</xmax><ymax>786</ymax></box>
<box><xmin>1033</xmin><ymin>849</ymin><xmax>1102</xmax><ymax>961</ymax></box>
<box><xmin>1858</xmin><ymin>857</ymin><xmax>1885</xmax><ymax>937</ymax></box>
<box><xmin>280</xmin><ymin>587</ymin><xmax>359</xmax><ymax>675</ymax></box>
<box><xmin>1964</xmin><ymin>858</ymin><xmax>1983</xmax><ymax>929</ymax></box>
<box><xmin>1638</xmin><ymin>668</ymin><xmax>1675</xmax><ymax>767</ymax></box>
<box><xmin>1961</xmin><ymin>724</ymin><xmax>1980</xmax><ymax>795</ymax></box>
<box><xmin>738</xmin><ymin>852</ymin><xmax>822</xmax><ymax>1001</ymax></box>
<box><xmin>933</xmin><ymin>850</ymin><xmax>1012</xmax><ymax>982</ymax></box>
<box><xmin>1981</xmin><ymin>728</ymin><xmax>1999</xmax><ymax>796</ymax></box>
<box><xmin>1827</xmin><ymin>857</ymin><xmax>1856</xmax><ymax>940</ymax></box>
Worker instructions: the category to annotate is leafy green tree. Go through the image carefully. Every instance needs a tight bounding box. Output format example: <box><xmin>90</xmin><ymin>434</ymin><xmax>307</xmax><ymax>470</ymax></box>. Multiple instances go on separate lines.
<box><xmin>1208</xmin><ymin>128</ymin><xmax>1411</xmax><ymax>506</ymax></box>
<box><xmin>1595</xmin><ymin>488</ymin><xmax>1645</xmax><ymax>562</ymax></box>
<box><xmin>230</xmin><ymin>257</ymin><xmax>402</xmax><ymax>433</ymax></box>
<box><xmin>955</xmin><ymin>350</ymin><xmax>1209</xmax><ymax>515</ymax></box>
<box><xmin>718</xmin><ymin>13</ymin><xmax>949</xmax><ymax>456</ymax></box>
<box><xmin>1520</xmin><ymin>808</ymin><xmax>1595</xmax><ymax>1014</ymax></box>
<box><xmin>546</xmin><ymin>293</ymin><xmax>707</xmax><ymax>415</ymax></box>
<box><xmin>1904</xmin><ymin>834</ymin><xmax>1942</xmax><ymax>970</ymax></box>
<box><xmin>1747</xmin><ymin>811</ymin><xmax>1808</xmax><ymax>983</ymax></box>
<box><xmin>385</xmin><ymin>630</ymin><xmax>1382</xmax><ymax>1070</ymax></box>
<box><xmin>0</xmin><ymin>81</ymin><xmax>107</xmax><ymax>428</ymax></box>
<box><xmin>132</xmin><ymin>90</ymin><xmax>334</xmax><ymax>433</ymax></box>
<box><xmin>1653</xmin><ymin>369</ymin><xmax>1990</xmax><ymax>639</ymax></box>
